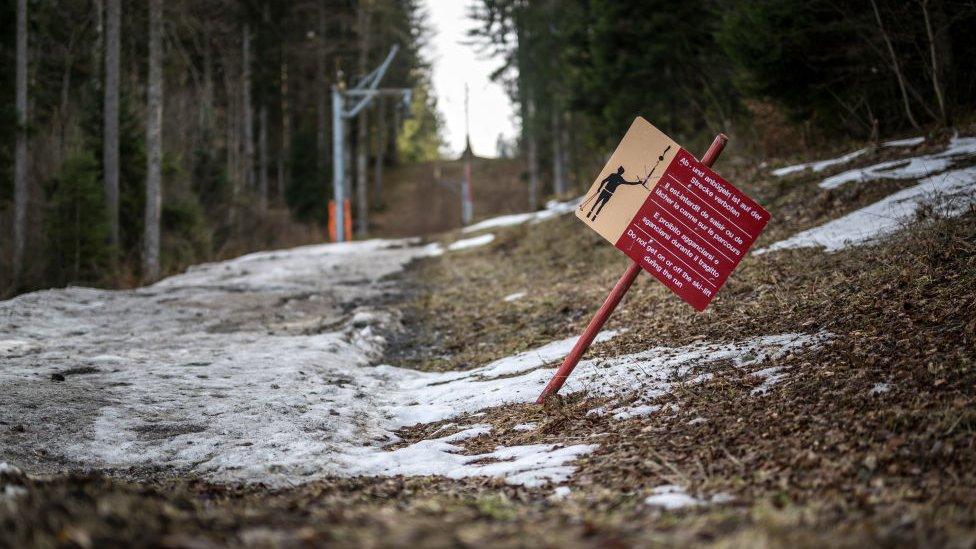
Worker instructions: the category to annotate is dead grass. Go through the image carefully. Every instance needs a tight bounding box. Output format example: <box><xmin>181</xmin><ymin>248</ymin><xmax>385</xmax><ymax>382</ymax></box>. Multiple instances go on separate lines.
<box><xmin>377</xmin><ymin>141</ymin><xmax>976</xmax><ymax>545</ymax></box>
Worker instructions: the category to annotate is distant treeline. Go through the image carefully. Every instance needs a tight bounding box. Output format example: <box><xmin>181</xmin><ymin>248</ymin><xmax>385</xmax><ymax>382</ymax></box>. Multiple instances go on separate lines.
<box><xmin>0</xmin><ymin>0</ymin><xmax>443</xmax><ymax>295</ymax></box>
<box><xmin>470</xmin><ymin>0</ymin><xmax>976</xmax><ymax>202</ymax></box>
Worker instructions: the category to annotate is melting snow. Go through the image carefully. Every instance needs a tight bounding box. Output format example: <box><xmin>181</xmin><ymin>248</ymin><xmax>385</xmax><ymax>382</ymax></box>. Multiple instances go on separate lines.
<box><xmin>341</xmin><ymin>425</ymin><xmax>595</xmax><ymax>487</ymax></box>
<box><xmin>448</xmin><ymin>233</ymin><xmax>495</xmax><ymax>251</ymax></box>
<box><xmin>2</xmin><ymin>486</ymin><xmax>27</xmax><ymax>502</ymax></box>
<box><xmin>644</xmin><ymin>485</ymin><xmax>732</xmax><ymax>510</ymax></box>
<box><xmin>771</xmin><ymin>149</ymin><xmax>868</xmax><ymax>177</ymax></box>
<box><xmin>0</xmin><ymin>232</ymin><xmax>620</xmax><ymax>487</ymax></box>
<box><xmin>749</xmin><ymin>366</ymin><xmax>789</xmax><ymax>395</ymax></box>
<box><xmin>552</xmin><ymin>486</ymin><xmax>572</xmax><ymax>499</ymax></box>
<box><xmin>757</xmin><ymin>165</ymin><xmax>976</xmax><ymax>253</ymax></box>
<box><xmin>0</xmin><ymin>234</ymin><xmax>831</xmax><ymax>488</ymax></box>
<box><xmin>462</xmin><ymin>199</ymin><xmax>580</xmax><ymax>233</ymax></box>
<box><xmin>611</xmin><ymin>404</ymin><xmax>661</xmax><ymax>420</ymax></box>
<box><xmin>883</xmin><ymin>136</ymin><xmax>925</xmax><ymax>148</ymax></box>
<box><xmin>0</xmin><ymin>463</ymin><xmax>22</xmax><ymax>475</ymax></box>
<box><xmin>513</xmin><ymin>423</ymin><xmax>536</xmax><ymax>431</ymax></box>
<box><xmin>644</xmin><ymin>485</ymin><xmax>701</xmax><ymax>509</ymax></box>
<box><xmin>0</xmin><ymin>339</ymin><xmax>37</xmax><ymax>358</ymax></box>
<box><xmin>0</xmin><ymin>462</ymin><xmax>26</xmax><ymax>506</ymax></box>
<box><xmin>503</xmin><ymin>291</ymin><xmax>527</xmax><ymax>303</ymax></box>
<box><xmin>870</xmin><ymin>382</ymin><xmax>891</xmax><ymax>395</ymax></box>
<box><xmin>770</xmin><ymin>136</ymin><xmax>927</xmax><ymax>178</ymax></box>
<box><xmin>819</xmin><ymin>135</ymin><xmax>976</xmax><ymax>189</ymax></box>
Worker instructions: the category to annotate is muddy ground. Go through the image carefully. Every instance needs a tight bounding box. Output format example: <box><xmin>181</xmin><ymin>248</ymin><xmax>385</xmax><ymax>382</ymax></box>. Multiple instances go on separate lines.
<box><xmin>2</xmin><ymin>134</ymin><xmax>975</xmax><ymax>547</ymax></box>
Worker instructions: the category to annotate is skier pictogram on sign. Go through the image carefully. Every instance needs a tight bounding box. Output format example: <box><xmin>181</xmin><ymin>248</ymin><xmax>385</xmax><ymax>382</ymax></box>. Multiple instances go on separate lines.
<box><xmin>576</xmin><ymin>117</ymin><xmax>770</xmax><ymax>311</ymax></box>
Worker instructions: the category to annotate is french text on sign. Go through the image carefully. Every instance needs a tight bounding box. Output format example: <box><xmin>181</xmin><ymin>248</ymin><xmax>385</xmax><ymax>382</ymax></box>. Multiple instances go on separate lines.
<box><xmin>575</xmin><ymin>117</ymin><xmax>769</xmax><ymax>311</ymax></box>
<box><xmin>615</xmin><ymin>147</ymin><xmax>769</xmax><ymax>309</ymax></box>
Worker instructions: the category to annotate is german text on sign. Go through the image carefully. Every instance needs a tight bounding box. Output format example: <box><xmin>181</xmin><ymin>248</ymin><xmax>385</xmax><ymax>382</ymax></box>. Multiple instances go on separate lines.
<box><xmin>576</xmin><ymin>117</ymin><xmax>770</xmax><ymax>310</ymax></box>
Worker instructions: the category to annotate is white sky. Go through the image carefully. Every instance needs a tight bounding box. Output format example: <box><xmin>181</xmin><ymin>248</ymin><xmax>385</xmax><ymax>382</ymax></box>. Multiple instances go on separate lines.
<box><xmin>423</xmin><ymin>0</ymin><xmax>518</xmax><ymax>158</ymax></box>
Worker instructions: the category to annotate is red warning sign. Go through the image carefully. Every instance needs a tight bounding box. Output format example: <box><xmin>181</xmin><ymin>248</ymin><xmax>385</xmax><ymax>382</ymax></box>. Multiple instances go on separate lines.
<box><xmin>614</xmin><ymin>148</ymin><xmax>769</xmax><ymax>310</ymax></box>
<box><xmin>576</xmin><ymin>118</ymin><xmax>770</xmax><ymax>311</ymax></box>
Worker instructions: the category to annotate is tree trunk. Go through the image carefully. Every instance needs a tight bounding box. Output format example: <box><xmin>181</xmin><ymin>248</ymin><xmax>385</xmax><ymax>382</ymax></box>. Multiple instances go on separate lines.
<box><xmin>58</xmin><ymin>36</ymin><xmax>75</xmax><ymax>151</ymax></box>
<box><xmin>104</xmin><ymin>0</ymin><xmax>120</xmax><ymax>264</ymax></box>
<box><xmin>355</xmin><ymin>0</ymin><xmax>371</xmax><ymax>237</ymax></box>
<box><xmin>388</xmin><ymin>107</ymin><xmax>400</xmax><ymax>166</ymax></box>
<box><xmin>12</xmin><ymin>0</ymin><xmax>28</xmax><ymax>288</ymax></box>
<box><xmin>241</xmin><ymin>23</ymin><xmax>255</xmax><ymax>190</ymax></box>
<box><xmin>526</xmin><ymin>97</ymin><xmax>539</xmax><ymax>211</ymax></box>
<box><xmin>221</xmin><ymin>45</ymin><xmax>240</xmax><ymax>211</ymax></box>
<box><xmin>870</xmin><ymin>0</ymin><xmax>921</xmax><ymax>131</ymax></box>
<box><xmin>355</xmin><ymin>117</ymin><xmax>369</xmax><ymax>235</ymax></box>
<box><xmin>921</xmin><ymin>0</ymin><xmax>948</xmax><ymax>127</ymax></box>
<box><xmin>316</xmin><ymin>0</ymin><xmax>327</xmax><ymax>193</ymax></box>
<box><xmin>563</xmin><ymin>111</ymin><xmax>575</xmax><ymax>193</ymax></box>
<box><xmin>551</xmin><ymin>105</ymin><xmax>566</xmax><ymax>196</ymax></box>
<box><xmin>279</xmin><ymin>52</ymin><xmax>289</xmax><ymax>201</ymax></box>
<box><xmin>373</xmin><ymin>99</ymin><xmax>385</xmax><ymax>206</ymax></box>
<box><xmin>258</xmin><ymin>103</ymin><xmax>269</xmax><ymax>212</ymax></box>
<box><xmin>201</xmin><ymin>38</ymin><xmax>214</xmax><ymax>131</ymax></box>
<box><xmin>92</xmin><ymin>0</ymin><xmax>103</xmax><ymax>94</ymax></box>
<box><xmin>143</xmin><ymin>0</ymin><xmax>163</xmax><ymax>282</ymax></box>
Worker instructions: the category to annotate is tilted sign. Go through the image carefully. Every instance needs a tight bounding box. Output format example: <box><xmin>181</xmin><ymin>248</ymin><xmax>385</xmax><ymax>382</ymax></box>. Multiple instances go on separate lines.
<box><xmin>576</xmin><ymin>117</ymin><xmax>770</xmax><ymax>310</ymax></box>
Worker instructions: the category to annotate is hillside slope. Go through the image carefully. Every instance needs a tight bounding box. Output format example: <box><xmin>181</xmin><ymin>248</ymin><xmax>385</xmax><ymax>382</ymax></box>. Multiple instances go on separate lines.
<box><xmin>2</xmin><ymin>132</ymin><xmax>975</xmax><ymax>546</ymax></box>
<box><xmin>371</xmin><ymin>157</ymin><xmax>530</xmax><ymax>237</ymax></box>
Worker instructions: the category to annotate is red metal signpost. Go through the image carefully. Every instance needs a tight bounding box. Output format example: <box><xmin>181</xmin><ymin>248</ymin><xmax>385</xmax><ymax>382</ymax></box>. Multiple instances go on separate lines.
<box><xmin>537</xmin><ymin>134</ymin><xmax>734</xmax><ymax>403</ymax></box>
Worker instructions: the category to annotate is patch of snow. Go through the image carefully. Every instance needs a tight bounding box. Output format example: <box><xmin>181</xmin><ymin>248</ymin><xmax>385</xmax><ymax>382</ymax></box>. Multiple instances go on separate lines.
<box><xmin>749</xmin><ymin>366</ymin><xmax>789</xmax><ymax>395</ymax></box>
<box><xmin>347</xmin><ymin>424</ymin><xmax>594</xmax><ymax>487</ymax></box>
<box><xmin>756</xmin><ymin>165</ymin><xmax>976</xmax><ymax>254</ymax></box>
<box><xmin>89</xmin><ymin>354</ymin><xmax>125</xmax><ymax>363</ymax></box>
<box><xmin>447</xmin><ymin>233</ymin><xmax>495</xmax><ymax>251</ymax></box>
<box><xmin>644</xmin><ymin>485</ymin><xmax>734</xmax><ymax>509</ymax></box>
<box><xmin>462</xmin><ymin>199</ymin><xmax>580</xmax><ymax>233</ymax></box>
<box><xmin>771</xmin><ymin>149</ymin><xmax>868</xmax><ymax>177</ymax></box>
<box><xmin>2</xmin><ymin>485</ymin><xmax>27</xmax><ymax>501</ymax></box>
<box><xmin>0</xmin><ymin>462</ymin><xmax>26</xmax><ymax>505</ymax></box>
<box><xmin>0</xmin><ymin>463</ymin><xmax>22</xmax><ymax>476</ymax></box>
<box><xmin>870</xmin><ymin>382</ymin><xmax>890</xmax><ymax>395</ymax></box>
<box><xmin>465</xmin><ymin>330</ymin><xmax>619</xmax><ymax>379</ymax></box>
<box><xmin>711</xmin><ymin>493</ymin><xmax>735</xmax><ymax>504</ymax></box>
<box><xmin>382</xmin><ymin>332</ymin><xmax>829</xmax><ymax>430</ymax></box>
<box><xmin>883</xmin><ymin>136</ymin><xmax>925</xmax><ymax>148</ymax></box>
<box><xmin>425</xmin><ymin>243</ymin><xmax>446</xmax><ymax>256</ymax></box>
<box><xmin>552</xmin><ymin>486</ymin><xmax>572</xmax><ymax>499</ymax></box>
<box><xmin>611</xmin><ymin>404</ymin><xmax>660</xmax><ymax>420</ymax></box>
<box><xmin>512</xmin><ymin>423</ymin><xmax>536</xmax><ymax>431</ymax></box>
<box><xmin>644</xmin><ymin>485</ymin><xmax>700</xmax><ymax>510</ymax></box>
<box><xmin>503</xmin><ymin>291</ymin><xmax>527</xmax><ymax>303</ymax></box>
<box><xmin>153</xmin><ymin>238</ymin><xmax>444</xmax><ymax>294</ymax></box>
<box><xmin>769</xmin><ymin>136</ymin><xmax>927</xmax><ymax>178</ymax></box>
<box><xmin>819</xmin><ymin>135</ymin><xmax>976</xmax><ymax>189</ymax></box>
<box><xmin>0</xmin><ymin>339</ymin><xmax>37</xmax><ymax>358</ymax></box>
<box><xmin>688</xmin><ymin>417</ymin><xmax>707</xmax><ymax>425</ymax></box>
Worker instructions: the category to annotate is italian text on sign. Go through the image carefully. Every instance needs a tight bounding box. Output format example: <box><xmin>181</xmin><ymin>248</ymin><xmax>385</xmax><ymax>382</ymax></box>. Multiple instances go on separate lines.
<box><xmin>576</xmin><ymin>117</ymin><xmax>770</xmax><ymax>310</ymax></box>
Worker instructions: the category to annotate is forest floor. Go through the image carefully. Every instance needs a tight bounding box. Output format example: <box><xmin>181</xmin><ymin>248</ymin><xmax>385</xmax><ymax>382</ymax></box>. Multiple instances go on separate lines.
<box><xmin>2</xmin><ymin>130</ymin><xmax>976</xmax><ymax>547</ymax></box>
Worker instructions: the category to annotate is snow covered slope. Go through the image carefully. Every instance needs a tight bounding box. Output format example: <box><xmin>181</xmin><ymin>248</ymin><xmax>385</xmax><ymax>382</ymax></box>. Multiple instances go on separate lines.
<box><xmin>758</xmin><ymin>165</ymin><xmax>976</xmax><ymax>254</ymax></box>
